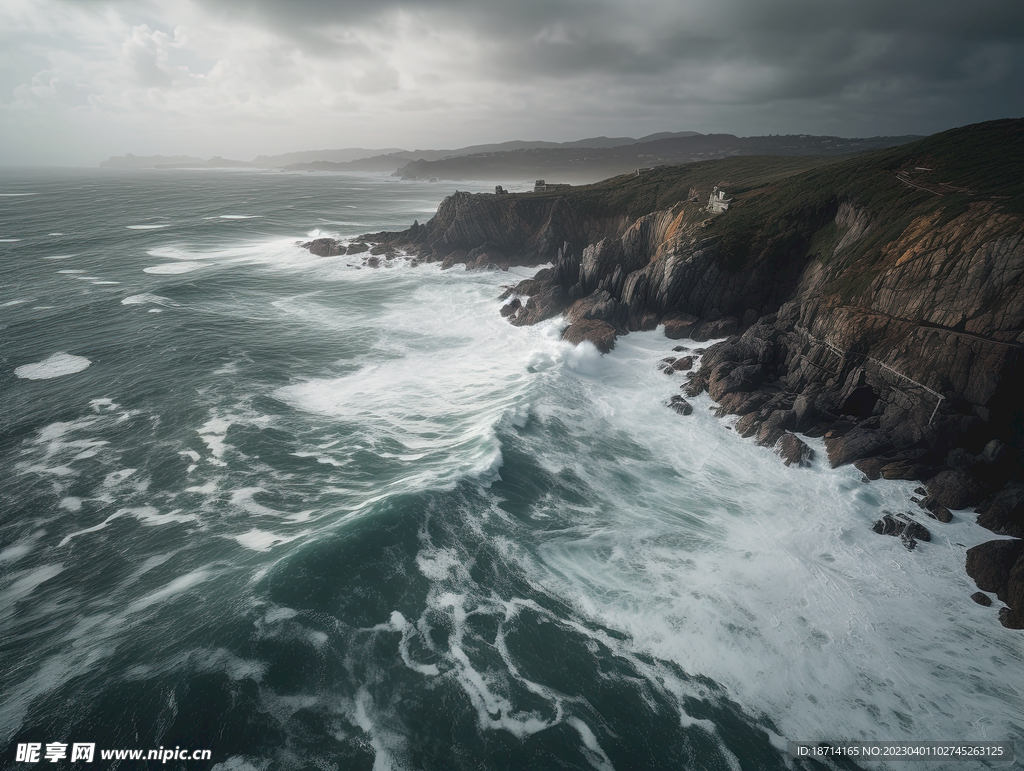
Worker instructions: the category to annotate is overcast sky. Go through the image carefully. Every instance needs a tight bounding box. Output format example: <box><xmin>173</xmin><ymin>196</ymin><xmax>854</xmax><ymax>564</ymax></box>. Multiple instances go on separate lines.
<box><xmin>2</xmin><ymin>0</ymin><xmax>1022</xmax><ymax>165</ymax></box>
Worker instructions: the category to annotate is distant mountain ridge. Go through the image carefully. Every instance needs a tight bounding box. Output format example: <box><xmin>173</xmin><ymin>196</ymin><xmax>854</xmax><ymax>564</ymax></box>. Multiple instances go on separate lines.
<box><xmin>99</xmin><ymin>133</ymin><xmax>705</xmax><ymax>170</ymax></box>
<box><xmin>101</xmin><ymin>131</ymin><xmax>921</xmax><ymax>182</ymax></box>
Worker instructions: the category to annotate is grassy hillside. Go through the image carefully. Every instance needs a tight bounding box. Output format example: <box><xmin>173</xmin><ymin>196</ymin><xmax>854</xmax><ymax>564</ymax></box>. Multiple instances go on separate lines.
<box><xmin>520</xmin><ymin>118</ymin><xmax>1023</xmax><ymax>285</ymax></box>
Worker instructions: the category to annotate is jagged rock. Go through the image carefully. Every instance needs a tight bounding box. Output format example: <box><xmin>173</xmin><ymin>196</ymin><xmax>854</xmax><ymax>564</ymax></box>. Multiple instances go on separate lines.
<box><xmin>366</xmin><ymin>256</ymin><xmax>380</xmax><ymax>268</ymax></box>
<box><xmin>691</xmin><ymin>316</ymin><xmax>739</xmax><ymax>342</ymax></box>
<box><xmin>879</xmin><ymin>459</ymin><xmax>933</xmax><ymax>481</ymax></box>
<box><xmin>565</xmin><ymin>289</ymin><xmax>625</xmax><ymax>329</ymax></box>
<box><xmin>683</xmin><ymin>374</ymin><xmax>705</xmax><ymax>398</ymax></box>
<box><xmin>854</xmin><ymin>458</ymin><xmax>884</xmax><ymax>480</ymax></box>
<box><xmin>917</xmin><ymin>496</ymin><xmax>954</xmax><ymax>523</ymax></box>
<box><xmin>346</xmin><ymin>242</ymin><xmax>369</xmax><ymax>254</ymax></box>
<box><xmin>872</xmin><ymin>513</ymin><xmax>931</xmax><ymax>549</ymax></box>
<box><xmin>672</xmin><ymin>345</ymin><xmax>688</xmax><ymax>352</ymax></box>
<box><xmin>756</xmin><ymin>410</ymin><xmax>793</xmax><ymax>448</ymax></box>
<box><xmin>998</xmin><ymin>607</ymin><xmax>1024</xmax><ymax>629</ymax></box>
<box><xmin>562</xmin><ymin>319</ymin><xmax>616</xmax><ymax>353</ymax></box>
<box><xmin>671</xmin><ymin>356</ymin><xmax>694</xmax><ymax>371</ymax></box>
<box><xmin>662</xmin><ymin>313</ymin><xmax>700</xmax><ymax>340</ymax></box>
<box><xmin>971</xmin><ymin>592</ymin><xmax>993</xmax><ymax>607</ymax></box>
<box><xmin>792</xmin><ymin>393</ymin><xmax>820</xmax><ymax>431</ymax></box>
<box><xmin>966</xmin><ymin>540</ymin><xmax>1024</xmax><ymax>619</ymax></box>
<box><xmin>734</xmin><ymin>412</ymin><xmax>762</xmax><ymax>438</ymax></box>
<box><xmin>500</xmin><ymin>298</ymin><xmax>522</xmax><ymax>318</ymax></box>
<box><xmin>304</xmin><ymin>237</ymin><xmax>346</xmax><ymax>257</ymax></box>
<box><xmin>824</xmin><ymin>428</ymin><xmax>895</xmax><ymax>468</ymax></box>
<box><xmin>707</xmin><ymin>364</ymin><xmax>764</xmax><ymax>402</ymax></box>
<box><xmin>926</xmin><ymin>468</ymin><xmax>990</xmax><ymax>510</ymax></box>
<box><xmin>511</xmin><ymin>283</ymin><xmax>567</xmax><ymax>327</ymax></box>
<box><xmin>667</xmin><ymin>395</ymin><xmax>694</xmax><ymax>416</ymax></box>
<box><xmin>975</xmin><ymin>484</ymin><xmax>1024</xmax><ymax>538</ymax></box>
<box><xmin>777</xmin><ymin>433</ymin><xmax>813</xmax><ymax>467</ymax></box>
<box><xmin>714</xmin><ymin>390</ymin><xmax>770</xmax><ymax>417</ymax></box>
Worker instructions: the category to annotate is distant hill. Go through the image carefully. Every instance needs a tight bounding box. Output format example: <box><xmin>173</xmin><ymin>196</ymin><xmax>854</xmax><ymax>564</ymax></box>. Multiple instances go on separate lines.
<box><xmin>251</xmin><ymin>147</ymin><xmax>407</xmax><ymax>166</ymax></box>
<box><xmin>393</xmin><ymin>133</ymin><xmax>924</xmax><ymax>184</ymax></box>
<box><xmin>100</xmin><ymin>153</ymin><xmax>207</xmax><ymax>169</ymax></box>
<box><xmin>99</xmin><ymin>131</ymin><xmax>921</xmax><ymax>177</ymax></box>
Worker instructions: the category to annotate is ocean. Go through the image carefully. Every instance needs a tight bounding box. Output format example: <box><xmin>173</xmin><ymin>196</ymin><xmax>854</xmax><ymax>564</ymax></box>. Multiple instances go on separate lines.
<box><xmin>1</xmin><ymin>168</ymin><xmax>1021</xmax><ymax>770</ymax></box>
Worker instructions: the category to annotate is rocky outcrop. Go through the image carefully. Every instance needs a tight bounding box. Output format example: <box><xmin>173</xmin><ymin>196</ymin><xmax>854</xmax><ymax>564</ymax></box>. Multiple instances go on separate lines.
<box><xmin>361</xmin><ymin>193</ymin><xmax>622</xmax><ymax>270</ymax></box>
<box><xmin>872</xmin><ymin>513</ymin><xmax>931</xmax><ymax>550</ymax></box>
<box><xmin>966</xmin><ymin>540</ymin><xmax>1024</xmax><ymax>628</ymax></box>
<box><xmin>562</xmin><ymin>319</ymin><xmax>617</xmax><ymax>353</ymax></box>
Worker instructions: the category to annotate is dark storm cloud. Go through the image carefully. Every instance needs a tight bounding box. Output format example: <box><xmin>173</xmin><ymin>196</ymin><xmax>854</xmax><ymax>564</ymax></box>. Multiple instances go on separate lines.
<box><xmin>16</xmin><ymin>0</ymin><xmax>1023</xmax><ymax>166</ymax></box>
<box><xmin>177</xmin><ymin>0</ymin><xmax>1023</xmax><ymax>122</ymax></box>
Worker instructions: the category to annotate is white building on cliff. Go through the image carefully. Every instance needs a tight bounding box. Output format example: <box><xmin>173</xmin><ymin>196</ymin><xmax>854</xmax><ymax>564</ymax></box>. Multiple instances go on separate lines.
<box><xmin>708</xmin><ymin>186</ymin><xmax>732</xmax><ymax>214</ymax></box>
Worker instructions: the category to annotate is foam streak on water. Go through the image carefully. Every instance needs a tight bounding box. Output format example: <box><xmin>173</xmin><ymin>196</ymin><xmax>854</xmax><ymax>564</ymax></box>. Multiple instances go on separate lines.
<box><xmin>0</xmin><ymin>168</ymin><xmax>1020</xmax><ymax>771</ymax></box>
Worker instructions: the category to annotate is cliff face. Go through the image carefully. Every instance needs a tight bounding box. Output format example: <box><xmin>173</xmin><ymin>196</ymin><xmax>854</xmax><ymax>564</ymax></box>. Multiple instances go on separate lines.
<box><xmin>363</xmin><ymin>119</ymin><xmax>1024</xmax><ymax>627</ymax></box>
<box><xmin>369</xmin><ymin>191</ymin><xmax>626</xmax><ymax>270</ymax></box>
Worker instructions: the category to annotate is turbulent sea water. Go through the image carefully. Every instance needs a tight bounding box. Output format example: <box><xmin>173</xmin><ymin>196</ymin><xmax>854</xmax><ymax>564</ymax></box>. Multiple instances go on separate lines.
<box><xmin>1</xmin><ymin>169</ymin><xmax>1022</xmax><ymax>771</ymax></box>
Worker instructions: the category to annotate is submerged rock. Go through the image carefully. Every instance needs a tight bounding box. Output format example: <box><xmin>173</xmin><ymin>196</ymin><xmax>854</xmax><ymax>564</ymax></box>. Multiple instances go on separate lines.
<box><xmin>500</xmin><ymin>298</ymin><xmax>522</xmax><ymax>318</ymax></box>
<box><xmin>666</xmin><ymin>395</ymin><xmax>694</xmax><ymax>416</ymax></box>
<box><xmin>303</xmin><ymin>237</ymin><xmax>346</xmax><ymax>257</ymax></box>
<box><xmin>917</xmin><ymin>495</ymin><xmax>954</xmax><ymax>523</ymax></box>
<box><xmin>872</xmin><ymin>513</ymin><xmax>931</xmax><ymax>550</ymax></box>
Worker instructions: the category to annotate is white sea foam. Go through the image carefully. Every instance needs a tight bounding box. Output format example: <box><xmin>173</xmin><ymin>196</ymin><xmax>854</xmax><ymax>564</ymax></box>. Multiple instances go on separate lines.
<box><xmin>143</xmin><ymin>262</ymin><xmax>203</xmax><ymax>274</ymax></box>
<box><xmin>15</xmin><ymin>352</ymin><xmax>91</xmax><ymax>380</ymax></box>
<box><xmin>0</xmin><ymin>238</ymin><xmax>21</xmax><ymax>242</ymax></box>
<box><xmin>0</xmin><ymin>532</ymin><xmax>44</xmax><ymax>565</ymax></box>
<box><xmin>0</xmin><ymin>565</ymin><xmax>64</xmax><ymax>621</ymax></box>
<box><xmin>42</xmin><ymin>254</ymin><xmax>73</xmax><ymax>259</ymax></box>
<box><xmin>121</xmin><ymin>293</ymin><xmax>176</xmax><ymax>307</ymax></box>
<box><xmin>124</xmin><ymin>570</ymin><xmax>210</xmax><ymax>615</ymax></box>
<box><xmin>492</xmin><ymin>329</ymin><xmax>1024</xmax><ymax>752</ymax></box>
<box><xmin>2</xmin><ymin>299</ymin><xmax>27</xmax><ymax>306</ymax></box>
<box><xmin>233</xmin><ymin>529</ymin><xmax>296</xmax><ymax>552</ymax></box>
<box><xmin>219</xmin><ymin>215</ymin><xmax>260</xmax><ymax>219</ymax></box>
<box><xmin>264</xmin><ymin>607</ymin><xmax>298</xmax><ymax>623</ymax></box>
<box><xmin>126</xmin><ymin>224</ymin><xmax>169</xmax><ymax>230</ymax></box>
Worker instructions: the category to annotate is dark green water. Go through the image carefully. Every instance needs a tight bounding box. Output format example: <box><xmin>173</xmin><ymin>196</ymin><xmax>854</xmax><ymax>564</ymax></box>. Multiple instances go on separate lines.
<box><xmin>1</xmin><ymin>169</ymin><xmax>1020</xmax><ymax>770</ymax></box>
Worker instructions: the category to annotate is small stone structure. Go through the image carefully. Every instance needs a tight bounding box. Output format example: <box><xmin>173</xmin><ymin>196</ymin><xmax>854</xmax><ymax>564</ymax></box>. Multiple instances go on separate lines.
<box><xmin>708</xmin><ymin>186</ymin><xmax>732</xmax><ymax>214</ymax></box>
<box><xmin>534</xmin><ymin>179</ymin><xmax>572</xmax><ymax>193</ymax></box>
<box><xmin>495</xmin><ymin>185</ymin><xmax>508</xmax><ymax>195</ymax></box>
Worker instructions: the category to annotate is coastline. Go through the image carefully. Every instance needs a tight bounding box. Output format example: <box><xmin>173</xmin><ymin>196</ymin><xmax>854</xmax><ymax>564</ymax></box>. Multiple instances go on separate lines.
<box><xmin>315</xmin><ymin>118</ymin><xmax>1024</xmax><ymax>629</ymax></box>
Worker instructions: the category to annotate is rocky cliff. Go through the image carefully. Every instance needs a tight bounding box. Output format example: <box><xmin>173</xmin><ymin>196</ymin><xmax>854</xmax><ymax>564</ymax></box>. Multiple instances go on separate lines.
<box><xmin>356</xmin><ymin>118</ymin><xmax>1024</xmax><ymax>628</ymax></box>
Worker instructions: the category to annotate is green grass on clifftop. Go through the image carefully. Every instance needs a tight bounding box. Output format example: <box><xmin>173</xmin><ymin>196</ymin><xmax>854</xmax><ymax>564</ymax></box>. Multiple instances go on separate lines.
<box><xmin>525</xmin><ymin>117</ymin><xmax>1023</xmax><ymax>292</ymax></box>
